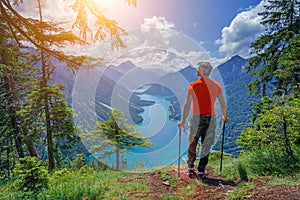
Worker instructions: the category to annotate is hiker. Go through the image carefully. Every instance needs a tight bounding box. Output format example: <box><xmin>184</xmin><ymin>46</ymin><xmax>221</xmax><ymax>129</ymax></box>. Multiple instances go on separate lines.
<box><xmin>178</xmin><ymin>61</ymin><xmax>228</xmax><ymax>179</ymax></box>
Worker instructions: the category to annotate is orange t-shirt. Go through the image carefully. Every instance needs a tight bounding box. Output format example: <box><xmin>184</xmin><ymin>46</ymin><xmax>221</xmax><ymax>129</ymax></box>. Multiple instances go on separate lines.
<box><xmin>187</xmin><ymin>77</ymin><xmax>222</xmax><ymax>116</ymax></box>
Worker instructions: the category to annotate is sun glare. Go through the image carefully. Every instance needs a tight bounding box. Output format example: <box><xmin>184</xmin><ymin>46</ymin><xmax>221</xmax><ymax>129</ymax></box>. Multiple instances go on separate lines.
<box><xmin>93</xmin><ymin>0</ymin><xmax>114</xmax><ymax>9</ymax></box>
<box><xmin>88</xmin><ymin>0</ymin><xmax>142</xmax><ymax>29</ymax></box>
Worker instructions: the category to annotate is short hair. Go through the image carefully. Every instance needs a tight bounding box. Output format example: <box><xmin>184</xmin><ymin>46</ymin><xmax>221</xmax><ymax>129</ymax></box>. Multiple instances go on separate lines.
<box><xmin>197</xmin><ymin>61</ymin><xmax>213</xmax><ymax>75</ymax></box>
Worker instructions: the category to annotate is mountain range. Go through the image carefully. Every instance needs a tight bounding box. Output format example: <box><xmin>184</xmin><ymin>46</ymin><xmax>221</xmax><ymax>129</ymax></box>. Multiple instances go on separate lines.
<box><xmin>53</xmin><ymin>55</ymin><xmax>257</xmax><ymax>155</ymax></box>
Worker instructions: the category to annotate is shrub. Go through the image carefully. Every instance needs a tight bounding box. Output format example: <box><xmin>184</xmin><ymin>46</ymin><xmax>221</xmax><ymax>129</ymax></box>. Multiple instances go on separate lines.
<box><xmin>73</xmin><ymin>153</ymin><xmax>88</xmax><ymax>169</ymax></box>
<box><xmin>240</xmin><ymin>146</ymin><xmax>300</xmax><ymax>176</ymax></box>
<box><xmin>13</xmin><ymin>156</ymin><xmax>50</xmax><ymax>196</ymax></box>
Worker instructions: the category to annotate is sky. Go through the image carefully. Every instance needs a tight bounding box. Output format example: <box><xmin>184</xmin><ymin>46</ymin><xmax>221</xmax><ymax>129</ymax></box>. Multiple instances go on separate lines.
<box><xmin>104</xmin><ymin>0</ymin><xmax>265</xmax><ymax>58</ymax></box>
<box><xmin>15</xmin><ymin>0</ymin><xmax>267</xmax><ymax>67</ymax></box>
<box><xmin>13</xmin><ymin>0</ymin><xmax>268</xmax><ymax>160</ymax></box>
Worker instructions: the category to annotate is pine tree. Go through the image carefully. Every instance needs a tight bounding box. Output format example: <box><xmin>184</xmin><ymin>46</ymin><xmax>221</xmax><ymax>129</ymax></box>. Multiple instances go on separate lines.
<box><xmin>246</xmin><ymin>0</ymin><xmax>300</xmax><ymax>97</ymax></box>
<box><xmin>239</xmin><ymin>0</ymin><xmax>300</xmax><ymax>175</ymax></box>
<box><xmin>83</xmin><ymin>108</ymin><xmax>152</xmax><ymax>170</ymax></box>
<box><xmin>0</xmin><ymin>42</ymin><xmax>40</xmax><ymax>177</ymax></box>
<box><xmin>1</xmin><ymin>0</ymin><xmax>137</xmax><ymax>170</ymax></box>
<box><xmin>0</xmin><ymin>43</ymin><xmax>39</xmax><ymax>157</ymax></box>
<box><xmin>278</xmin><ymin>33</ymin><xmax>300</xmax><ymax>96</ymax></box>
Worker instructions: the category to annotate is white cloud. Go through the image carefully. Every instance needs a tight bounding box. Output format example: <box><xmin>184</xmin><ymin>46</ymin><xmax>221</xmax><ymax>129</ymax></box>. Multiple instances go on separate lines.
<box><xmin>141</xmin><ymin>16</ymin><xmax>175</xmax><ymax>48</ymax></box>
<box><xmin>215</xmin><ymin>1</ymin><xmax>266</xmax><ymax>58</ymax></box>
<box><xmin>85</xmin><ymin>16</ymin><xmax>214</xmax><ymax>72</ymax></box>
<box><xmin>14</xmin><ymin>0</ymin><xmax>75</xmax><ymax>27</ymax></box>
<box><xmin>14</xmin><ymin>1</ymin><xmax>220</xmax><ymax>70</ymax></box>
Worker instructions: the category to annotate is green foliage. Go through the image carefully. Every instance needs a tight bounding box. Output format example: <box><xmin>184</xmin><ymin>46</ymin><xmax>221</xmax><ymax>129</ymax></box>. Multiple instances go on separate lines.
<box><xmin>72</xmin><ymin>153</ymin><xmax>88</xmax><ymax>169</ymax></box>
<box><xmin>12</xmin><ymin>156</ymin><xmax>50</xmax><ymax>196</ymax></box>
<box><xmin>240</xmin><ymin>146</ymin><xmax>300</xmax><ymax>176</ymax></box>
<box><xmin>0</xmin><ymin>43</ymin><xmax>39</xmax><ymax>168</ymax></box>
<box><xmin>226</xmin><ymin>182</ymin><xmax>256</xmax><ymax>200</ymax></box>
<box><xmin>241</xmin><ymin>2</ymin><xmax>300</xmax><ymax>176</ymax></box>
<box><xmin>180</xmin><ymin>181</ymin><xmax>203</xmax><ymax>198</ymax></box>
<box><xmin>161</xmin><ymin>173</ymin><xmax>178</xmax><ymax>188</ymax></box>
<box><xmin>19</xmin><ymin>83</ymin><xmax>80</xmax><ymax>145</ymax></box>
<box><xmin>266</xmin><ymin>173</ymin><xmax>300</xmax><ymax>186</ymax></box>
<box><xmin>98</xmin><ymin>108</ymin><xmax>152</xmax><ymax>150</ymax></box>
<box><xmin>247</xmin><ymin>0</ymin><xmax>300</xmax><ymax>96</ymax></box>
<box><xmin>210</xmin><ymin>155</ymin><xmax>241</xmax><ymax>181</ymax></box>
<box><xmin>72</xmin><ymin>0</ymin><xmax>130</xmax><ymax>49</ymax></box>
<box><xmin>209</xmin><ymin>151</ymin><xmax>223</xmax><ymax>161</ymax></box>
<box><xmin>38</xmin><ymin>169</ymin><xmax>148</xmax><ymax>200</ymax></box>
<box><xmin>278</xmin><ymin>33</ymin><xmax>300</xmax><ymax>96</ymax></box>
<box><xmin>1</xmin><ymin>165</ymin><xmax>150</xmax><ymax>200</ymax></box>
<box><xmin>162</xmin><ymin>194</ymin><xmax>180</xmax><ymax>200</ymax></box>
<box><xmin>78</xmin><ymin>165</ymin><xmax>95</xmax><ymax>175</ymax></box>
<box><xmin>82</xmin><ymin>108</ymin><xmax>152</xmax><ymax>169</ymax></box>
<box><xmin>0</xmin><ymin>0</ymin><xmax>141</xmax><ymax>183</ymax></box>
<box><xmin>238</xmin><ymin>97</ymin><xmax>299</xmax><ymax>153</ymax></box>
<box><xmin>237</xmin><ymin>163</ymin><xmax>249</xmax><ymax>182</ymax></box>
<box><xmin>238</xmin><ymin>96</ymin><xmax>300</xmax><ymax>176</ymax></box>
<box><xmin>53</xmin><ymin>144</ymin><xmax>63</xmax><ymax>169</ymax></box>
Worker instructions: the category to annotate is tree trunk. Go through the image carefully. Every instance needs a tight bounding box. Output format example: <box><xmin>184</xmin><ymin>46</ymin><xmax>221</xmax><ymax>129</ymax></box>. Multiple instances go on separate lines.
<box><xmin>262</xmin><ymin>82</ymin><xmax>266</xmax><ymax>97</ymax></box>
<box><xmin>0</xmin><ymin>40</ymin><xmax>39</xmax><ymax>158</ymax></box>
<box><xmin>42</xmin><ymin>50</ymin><xmax>55</xmax><ymax>170</ymax></box>
<box><xmin>282</xmin><ymin>112</ymin><xmax>295</xmax><ymax>160</ymax></box>
<box><xmin>38</xmin><ymin>0</ymin><xmax>55</xmax><ymax>170</ymax></box>
<box><xmin>116</xmin><ymin>146</ymin><xmax>120</xmax><ymax>170</ymax></box>
<box><xmin>9</xmin><ymin>73</ymin><xmax>39</xmax><ymax>157</ymax></box>
<box><xmin>6</xmin><ymin>136</ymin><xmax>11</xmax><ymax>178</ymax></box>
<box><xmin>114</xmin><ymin>120</ymin><xmax>120</xmax><ymax>170</ymax></box>
<box><xmin>4</xmin><ymin>77</ymin><xmax>25</xmax><ymax>158</ymax></box>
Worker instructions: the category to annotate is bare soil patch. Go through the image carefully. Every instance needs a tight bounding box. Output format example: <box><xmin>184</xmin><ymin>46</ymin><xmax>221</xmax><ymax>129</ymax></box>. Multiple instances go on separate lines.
<box><xmin>120</xmin><ymin>166</ymin><xmax>300</xmax><ymax>199</ymax></box>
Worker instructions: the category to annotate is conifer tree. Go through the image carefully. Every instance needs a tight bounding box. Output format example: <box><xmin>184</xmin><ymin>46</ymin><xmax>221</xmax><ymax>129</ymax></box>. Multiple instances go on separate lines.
<box><xmin>84</xmin><ymin>108</ymin><xmax>152</xmax><ymax>170</ymax></box>
<box><xmin>246</xmin><ymin>0</ymin><xmax>300</xmax><ymax>97</ymax></box>
<box><xmin>240</xmin><ymin>1</ymin><xmax>300</xmax><ymax>171</ymax></box>
<box><xmin>1</xmin><ymin>0</ymin><xmax>137</xmax><ymax>170</ymax></box>
<box><xmin>0</xmin><ymin>43</ymin><xmax>39</xmax><ymax>157</ymax></box>
<box><xmin>0</xmin><ymin>42</ymin><xmax>39</xmax><ymax>176</ymax></box>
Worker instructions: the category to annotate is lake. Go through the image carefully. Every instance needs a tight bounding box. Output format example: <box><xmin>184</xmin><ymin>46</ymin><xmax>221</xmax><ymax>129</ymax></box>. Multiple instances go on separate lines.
<box><xmin>88</xmin><ymin>91</ymin><xmax>189</xmax><ymax>170</ymax></box>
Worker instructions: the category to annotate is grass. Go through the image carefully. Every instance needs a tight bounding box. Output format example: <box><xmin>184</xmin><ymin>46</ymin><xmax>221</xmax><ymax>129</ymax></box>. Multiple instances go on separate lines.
<box><xmin>209</xmin><ymin>150</ymin><xmax>300</xmax><ymax>181</ymax></box>
<box><xmin>209</xmin><ymin>153</ymin><xmax>242</xmax><ymax>180</ymax></box>
<box><xmin>161</xmin><ymin>194</ymin><xmax>180</xmax><ymax>200</ymax></box>
<box><xmin>0</xmin><ymin>168</ymin><xmax>149</xmax><ymax>200</ymax></box>
<box><xmin>208</xmin><ymin>151</ymin><xmax>300</xmax><ymax>200</ymax></box>
<box><xmin>266</xmin><ymin>172</ymin><xmax>300</xmax><ymax>187</ymax></box>
<box><xmin>1</xmin><ymin>151</ymin><xmax>300</xmax><ymax>199</ymax></box>
<box><xmin>179</xmin><ymin>181</ymin><xmax>204</xmax><ymax>198</ymax></box>
<box><xmin>160</xmin><ymin>173</ymin><xmax>178</xmax><ymax>188</ymax></box>
<box><xmin>226</xmin><ymin>182</ymin><xmax>256</xmax><ymax>200</ymax></box>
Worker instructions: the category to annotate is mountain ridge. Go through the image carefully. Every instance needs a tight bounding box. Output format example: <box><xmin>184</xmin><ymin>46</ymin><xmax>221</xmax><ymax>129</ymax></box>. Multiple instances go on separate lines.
<box><xmin>53</xmin><ymin>55</ymin><xmax>256</xmax><ymax>155</ymax></box>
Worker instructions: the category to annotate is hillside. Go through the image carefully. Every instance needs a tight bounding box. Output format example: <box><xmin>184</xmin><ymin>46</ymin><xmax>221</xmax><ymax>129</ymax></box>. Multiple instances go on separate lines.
<box><xmin>212</xmin><ymin>55</ymin><xmax>258</xmax><ymax>155</ymax></box>
<box><xmin>2</xmin><ymin>162</ymin><xmax>299</xmax><ymax>199</ymax></box>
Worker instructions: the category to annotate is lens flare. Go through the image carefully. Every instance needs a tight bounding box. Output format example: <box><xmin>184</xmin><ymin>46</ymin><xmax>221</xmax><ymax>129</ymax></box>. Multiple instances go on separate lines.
<box><xmin>72</xmin><ymin>28</ymin><xmax>226</xmax><ymax>172</ymax></box>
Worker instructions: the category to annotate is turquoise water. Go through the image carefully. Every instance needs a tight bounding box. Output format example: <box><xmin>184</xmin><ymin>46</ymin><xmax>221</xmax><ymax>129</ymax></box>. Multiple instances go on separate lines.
<box><xmin>87</xmin><ymin>90</ymin><xmax>224</xmax><ymax>169</ymax></box>
<box><xmin>124</xmin><ymin>93</ymin><xmax>189</xmax><ymax>168</ymax></box>
<box><xmin>88</xmin><ymin>92</ymin><xmax>189</xmax><ymax>169</ymax></box>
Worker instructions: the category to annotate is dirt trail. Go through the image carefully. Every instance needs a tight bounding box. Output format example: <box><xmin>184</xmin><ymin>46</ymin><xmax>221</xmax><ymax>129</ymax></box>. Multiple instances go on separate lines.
<box><xmin>120</xmin><ymin>166</ymin><xmax>300</xmax><ymax>199</ymax></box>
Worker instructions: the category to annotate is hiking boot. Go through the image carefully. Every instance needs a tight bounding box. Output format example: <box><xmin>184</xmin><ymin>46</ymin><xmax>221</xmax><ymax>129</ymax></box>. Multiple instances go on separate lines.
<box><xmin>188</xmin><ymin>168</ymin><xmax>196</xmax><ymax>177</ymax></box>
<box><xmin>198</xmin><ymin>169</ymin><xmax>208</xmax><ymax>180</ymax></box>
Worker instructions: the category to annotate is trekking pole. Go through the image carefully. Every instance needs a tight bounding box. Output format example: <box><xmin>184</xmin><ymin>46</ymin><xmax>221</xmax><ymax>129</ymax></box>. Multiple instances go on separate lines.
<box><xmin>178</xmin><ymin>128</ymin><xmax>182</xmax><ymax>177</ymax></box>
<box><xmin>220</xmin><ymin>120</ymin><xmax>226</xmax><ymax>172</ymax></box>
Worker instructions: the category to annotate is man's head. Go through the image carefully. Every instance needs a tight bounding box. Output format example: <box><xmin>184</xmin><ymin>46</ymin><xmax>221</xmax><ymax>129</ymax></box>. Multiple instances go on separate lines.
<box><xmin>197</xmin><ymin>62</ymin><xmax>213</xmax><ymax>77</ymax></box>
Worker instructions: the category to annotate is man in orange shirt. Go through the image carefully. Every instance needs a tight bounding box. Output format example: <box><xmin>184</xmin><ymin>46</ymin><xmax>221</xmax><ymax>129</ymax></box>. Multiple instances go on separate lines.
<box><xmin>178</xmin><ymin>61</ymin><xmax>228</xmax><ymax>179</ymax></box>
